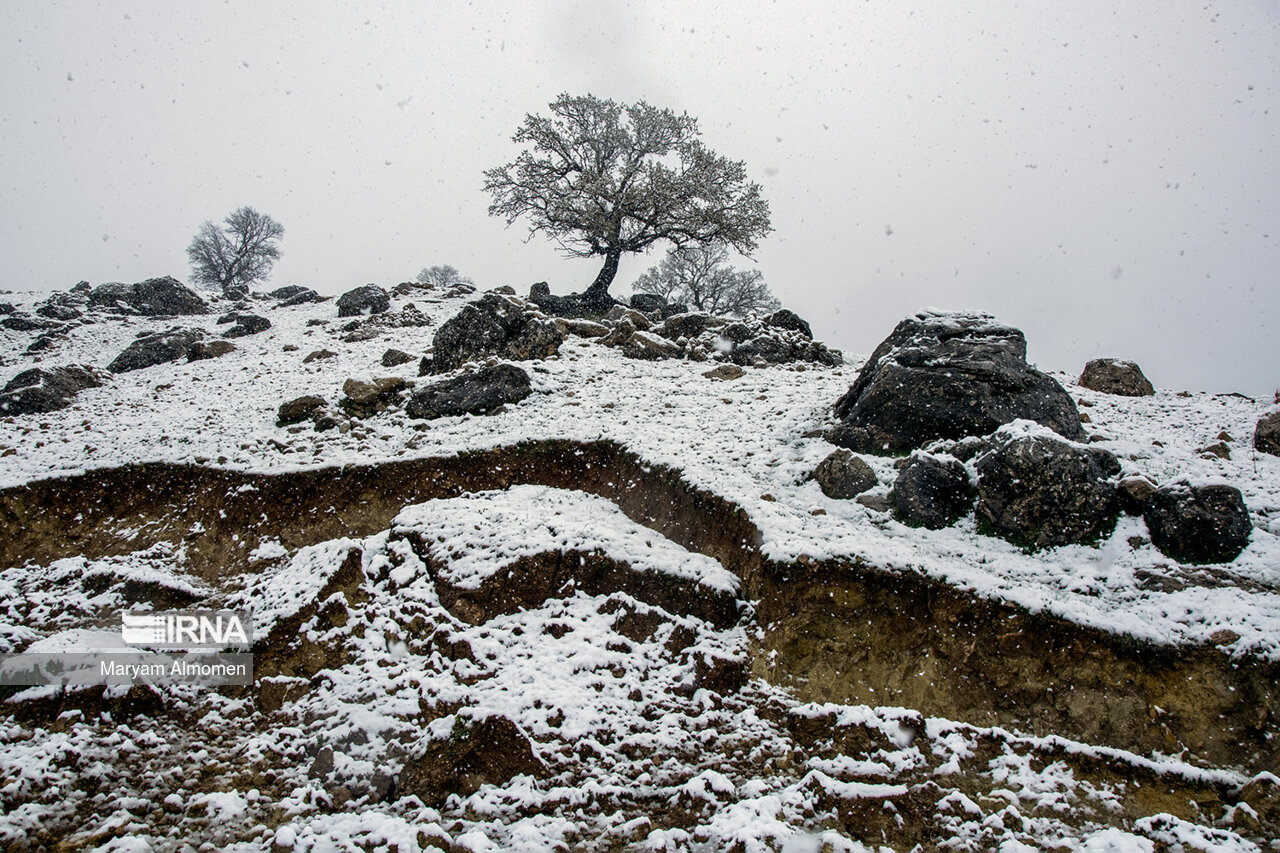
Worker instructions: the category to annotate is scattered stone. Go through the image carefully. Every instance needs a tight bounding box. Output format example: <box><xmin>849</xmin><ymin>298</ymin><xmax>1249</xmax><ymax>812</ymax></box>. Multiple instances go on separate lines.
<box><xmin>1078</xmin><ymin>358</ymin><xmax>1155</xmax><ymax>397</ymax></box>
<box><xmin>0</xmin><ymin>365</ymin><xmax>106</xmax><ymax>415</ymax></box>
<box><xmin>1117</xmin><ymin>474</ymin><xmax>1159</xmax><ymax>515</ymax></box>
<box><xmin>765</xmin><ymin>308</ymin><xmax>812</xmax><ymax>339</ymax></box>
<box><xmin>430</xmin><ymin>294</ymin><xmax>562</xmax><ymax>373</ymax></box>
<box><xmin>222</xmin><ymin>314</ymin><xmax>271</xmax><ymax>338</ymax></box>
<box><xmin>405</xmin><ymin>363</ymin><xmax>531</xmax><ymax>420</ymax></box>
<box><xmin>856</xmin><ymin>493</ymin><xmax>892</xmax><ymax>513</ymax></box>
<box><xmin>1144</xmin><ymin>480</ymin><xmax>1252</xmax><ymax>564</ymax></box>
<box><xmin>381</xmin><ymin>348</ymin><xmax>415</xmax><ymax>367</ymax></box>
<box><xmin>553</xmin><ymin>317</ymin><xmax>609</xmax><ymax>338</ymax></box>
<box><xmin>831</xmin><ymin>311</ymin><xmax>1084</xmax><ymax>455</ymax></box>
<box><xmin>974</xmin><ymin>426</ymin><xmax>1119</xmax><ymax>549</ymax></box>
<box><xmin>1198</xmin><ymin>441</ymin><xmax>1231</xmax><ymax>460</ymax></box>
<box><xmin>88</xmin><ymin>276</ymin><xmax>208</xmax><ymax>316</ymax></box>
<box><xmin>703</xmin><ymin>364</ymin><xmax>746</xmax><ymax>381</ymax></box>
<box><xmin>108</xmin><ymin>328</ymin><xmax>205</xmax><ymax>373</ymax></box>
<box><xmin>1217</xmin><ymin>430</ymin><xmax>1233</xmax><ymax>442</ymax></box>
<box><xmin>1255</xmin><ymin>409</ymin><xmax>1280</xmax><ymax>457</ymax></box>
<box><xmin>187</xmin><ymin>340</ymin><xmax>236</xmax><ymax>361</ymax></box>
<box><xmin>336</xmin><ymin>284</ymin><xmax>390</xmax><ymax>317</ymax></box>
<box><xmin>813</xmin><ymin>449</ymin><xmax>877</xmax><ymax>499</ymax></box>
<box><xmin>396</xmin><ymin>714</ymin><xmax>546</xmax><ymax>807</ymax></box>
<box><xmin>890</xmin><ymin>453</ymin><xmax>974</xmax><ymax>530</ymax></box>
<box><xmin>302</xmin><ymin>349</ymin><xmax>337</xmax><ymax>364</ymax></box>
<box><xmin>277</xmin><ymin>395</ymin><xmax>327</xmax><ymax>427</ymax></box>
<box><xmin>621</xmin><ymin>330</ymin><xmax>684</xmax><ymax>361</ymax></box>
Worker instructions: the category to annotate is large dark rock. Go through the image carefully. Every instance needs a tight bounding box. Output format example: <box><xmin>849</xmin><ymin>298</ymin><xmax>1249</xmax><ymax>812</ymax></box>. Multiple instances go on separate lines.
<box><xmin>765</xmin><ymin>309</ymin><xmax>813</xmax><ymax>339</ymax></box>
<box><xmin>1144</xmin><ymin>480</ymin><xmax>1252</xmax><ymax>564</ymax></box>
<box><xmin>221</xmin><ymin>314</ymin><xmax>271</xmax><ymax>338</ymax></box>
<box><xmin>0</xmin><ymin>365</ymin><xmax>106</xmax><ymax>415</ymax></box>
<box><xmin>629</xmin><ymin>293</ymin><xmax>667</xmax><ymax>314</ymax></box>
<box><xmin>974</xmin><ymin>426</ymin><xmax>1119</xmax><ymax>549</ymax></box>
<box><xmin>279</xmin><ymin>288</ymin><xmax>321</xmax><ymax>307</ymax></box>
<box><xmin>431</xmin><ymin>294</ymin><xmax>562</xmax><ymax>373</ymax></box>
<box><xmin>187</xmin><ymin>340</ymin><xmax>235</xmax><ymax>361</ymax></box>
<box><xmin>269</xmin><ymin>285</ymin><xmax>310</xmax><ymax>300</ymax></box>
<box><xmin>405</xmin><ymin>364</ymin><xmax>532</xmax><ymax>420</ymax></box>
<box><xmin>890</xmin><ymin>454</ymin><xmax>974</xmax><ymax>530</ymax></box>
<box><xmin>336</xmin><ymin>284</ymin><xmax>390</xmax><ymax>317</ymax></box>
<box><xmin>396</xmin><ymin>715</ymin><xmax>546</xmax><ymax>807</ymax></box>
<box><xmin>831</xmin><ymin>311</ymin><xmax>1084</xmax><ymax>454</ymax></box>
<box><xmin>1078</xmin><ymin>358</ymin><xmax>1155</xmax><ymax>396</ymax></box>
<box><xmin>813</xmin><ymin>449</ymin><xmax>877</xmax><ymax>499</ymax></box>
<box><xmin>1256</xmin><ymin>409</ymin><xmax>1280</xmax><ymax>458</ymax></box>
<box><xmin>88</xmin><ymin>276</ymin><xmax>208</xmax><ymax>316</ymax></box>
<box><xmin>277</xmin><ymin>395</ymin><xmax>328</xmax><ymax>427</ymax></box>
<box><xmin>659</xmin><ymin>312</ymin><xmax>723</xmax><ymax>342</ymax></box>
<box><xmin>108</xmin><ymin>328</ymin><xmax>205</xmax><ymax>373</ymax></box>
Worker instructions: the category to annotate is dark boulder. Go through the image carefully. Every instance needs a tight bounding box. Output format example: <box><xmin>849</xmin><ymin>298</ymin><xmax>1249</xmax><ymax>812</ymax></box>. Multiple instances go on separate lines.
<box><xmin>974</xmin><ymin>426</ymin><xmax>1119</xmax><ymax>549</ymax></box>
<box><xmin>813</xmin><ymin>450</ymin><xmax>877</xmax><ymax>499</ymax></box>
<box><xmin>35</xmin><ymin>300</ymin><xmax>83</xmax><ymax>322</ymax></box>
<box><xmin>0</xmin><ymin>365</ymin><xmax>106</xmax><ymax>415</ymax></box>
<box><xmin>341</xmin><ymin>376</ymin><xmax>407</xmax><ymax>417</ymax></box>
<box><xmin>1256</xmin><ymin>409</ymin><xmax>1280</xmax><ymax>458</ymax></box>
<box><xmin>336</xmin><ymin>284</ymin><xmax>390</xmax><ymax>318</ymax></box>
<box><xmin>890</xmin><ymin>454</ymin><xmax>974</xmax><ymax>530</ymax></box>
<box><xmin>529</xmin><ymin>282</ymin><xmax>551</xmax><ymax>300</ymax></box>
<box><xmin>88</xmin><ymin>276</ymin><xmax>208</xmax><ymax>316</ymax></box>
<box><xmin>269</xmin><ymin>285</ymin><xmax>310</xmax><ymax>300</ymax></box>
<box><xmin>658</xmin><ymin>312</ymin><xmax>722</xmax><ymax>342</ymax></box>
<box><xmin>221</xmin><ymin>314</ymin><xmax>271</xmax><ymax>338</ymax></box>
<box><xmin>381</xmin><ymin>348</ymin><xmax>416</xmax><ymax>367</ymax></box>
<box><xmin>0</xmin><ymin>314</ymin><xmax>58</xmax><ymax>332</ymax></box>
<box><xmin>1144</xmin><ymin>480</ymin><xmax>1252</xmax><ymax>564</ymax></box>
<box><xmin>0</xmin><ymin>303</ymin><xmax>14</xmax><ymax>314</ymax></box>
<box><xmin>1078</xmin><ymin>358</ymin><xmax>1155</xmax><ymax>397</ymax></box>
<box><xmin>629</xmin><ymin>293</ymin><xmax>667</xmax><ymax>314</ymax></box>
<box><xmin>1117</xmin><ymin>474</ymin><xmax>1159</xmax><ymax>515</ymax></box>
<box><xmin>108</xmin><ymin>328</ymin><xmax>205</xmax><ymax>373</ymax></box>
<box><xmin>430</xmin><ymin>294</ymin><xmax>562</xmax><ymax>373</ymax></box>
<box><xmin>405</xmin><ymin>364</ymin><xmax>531</xmax><ymax>420</ymax></box>
<box><xmin>277</xmin><ymin>395</ymin><xmax>327</xmax><ymax>427</ymax></box>
<box><xmin>765</xmin><ymin>309</ymin><xmax>813</xmax><ymax>339</ymax></box>
<box><xmin>279</xmin><ymin>288</ymin><xmax>321</xmax><ymax>307</ymax></box>
<box><xmin>831</xmin><ymin>311</ymin><xmax>1084</xmax><ymax>455</ymax></box>
<box><xmin>396</xmin><ymin>715</ymin><xmax>546</xmax><ymax>807</ymax></box>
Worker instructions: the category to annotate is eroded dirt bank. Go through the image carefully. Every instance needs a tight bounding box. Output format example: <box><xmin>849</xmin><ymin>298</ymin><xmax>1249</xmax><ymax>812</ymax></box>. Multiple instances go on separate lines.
<box><xmin>1</xmin><ymin>439</ymin><xmax>1274</xmax><ymax>773</ymax></box>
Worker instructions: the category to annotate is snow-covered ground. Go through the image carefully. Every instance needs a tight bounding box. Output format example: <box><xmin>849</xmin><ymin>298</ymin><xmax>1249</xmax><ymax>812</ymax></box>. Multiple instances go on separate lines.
<box><xmin>1</xmin><ymin>282</ymin><xmax>1278</xmax><ymax>850</ymax></box>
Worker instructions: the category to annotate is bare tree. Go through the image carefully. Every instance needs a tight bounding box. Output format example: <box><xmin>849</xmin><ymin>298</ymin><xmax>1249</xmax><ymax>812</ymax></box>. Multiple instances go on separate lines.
<box><xmin>187</xmin><ymin>207</ymin><xmax>284</xmax><ymax>299</ymax></box>
<box><xmin>632</xmin><ymin>245</ymin><xmax>780</xmax><ymax>317</ymax></box>
<box><xmin>416</xmin><ymin>264</ymin><xmax>474</xmax><ymax>289</ymax></box>
<box><xmin>483</xmin><ymin>93</ymin><xmax>772</xmax><ymax>308</ymax></box>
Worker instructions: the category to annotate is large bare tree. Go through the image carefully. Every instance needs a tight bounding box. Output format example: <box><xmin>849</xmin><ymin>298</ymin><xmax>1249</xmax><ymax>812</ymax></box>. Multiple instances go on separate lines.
<box><xmin>632</xmin><ymin>244</ymin><xmax>780</xmax><ymax>317</ymax></box>
<box><xmin>187</xmin><ymin>207</ymin><xmax>284</xmax><ymax>299</ymax></box>
<box><xmin>483</xmin><ymin>93</ymin><xmax>772</xmax><ymax>308</ymax></box>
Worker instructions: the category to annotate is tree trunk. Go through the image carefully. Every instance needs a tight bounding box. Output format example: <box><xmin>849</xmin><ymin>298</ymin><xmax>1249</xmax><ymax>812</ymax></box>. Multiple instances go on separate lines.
<box><xmin>583</xmin><ymin>248</ymin><xmax>622</xmax><ymax>309</ymax></box>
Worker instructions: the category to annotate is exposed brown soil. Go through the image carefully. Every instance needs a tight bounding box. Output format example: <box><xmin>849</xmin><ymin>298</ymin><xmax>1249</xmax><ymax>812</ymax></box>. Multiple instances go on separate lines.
<box><xmin>2</xmin><ymin>438</ymin><xmax>1276</xmax><ymax>774</ymax></box>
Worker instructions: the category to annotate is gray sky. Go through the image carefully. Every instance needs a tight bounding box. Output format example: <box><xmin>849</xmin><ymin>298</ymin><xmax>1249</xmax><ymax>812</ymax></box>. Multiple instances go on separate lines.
<box><xmin>3</xmin><ymin>1</ymin><xmax>1277</xmax><ymax>396</ymax></box>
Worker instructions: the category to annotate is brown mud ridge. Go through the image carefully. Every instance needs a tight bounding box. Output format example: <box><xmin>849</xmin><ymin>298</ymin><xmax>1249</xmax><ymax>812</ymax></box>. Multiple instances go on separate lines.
<box><xmin>1</xmin><ymin>438</ymin><xmax>1275</xmax><ymax>774</ymax></box>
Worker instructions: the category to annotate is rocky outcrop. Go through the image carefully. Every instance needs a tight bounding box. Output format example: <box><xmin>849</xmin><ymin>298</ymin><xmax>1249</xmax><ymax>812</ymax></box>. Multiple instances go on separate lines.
<box><xmin>1256</xmin><ymin>409</ymin><xmax>1280</xmax><ymax>458</ymax></box>
<box><xmin>629</xmin><ymin>293</ymin><xmax>667</xmax><ymax>314</ymax></box>
<box><xmin>0</xmin><ymin>365</ymin><xmax>106</xmax><ymax>415</ymax></box>
<box><xmin>341</xmin><ymin>376</ymin><xmax>407</xmax><ymax>417</ymax></box>
<box><xmin>831</xmin><ymin>311</ymin><xmax>1084</xmax><ymax>455</ymax></box>
<box><xmin>336</xmin><ymin>284</ymin><xmax>390</xmax><ymax>318</ymax></box>
<box><xmin>108</xmin><ymin>329</ymin><xmax>205</xmax><ymax>373</ymax></box>
<box><xmin>396</xmin><ymin>714</ymin><xmax>546</xmax><ymax>807</ymax></box>
<box><xmin>974</xmin><ymin>424</ymin><xmax>1119</xmax><ymax>549</ymax></box>
<box><xmin>430</xmin><ymin>294</ymin><xmax>562</xmax><ymax>373</ymax></box>
<box><xmin>813</xmin><ymin>450</ymin><xmax>877</xmax><ymax>499</ymax></box>
<box><xmin>88</xmin><ymin>276</ymin><xmax>208</xmax><ymax>316</ymax></box>
<box><xmin>220</xmin><ymin>314</ymin><xmax>271</xmax><ymax>338</ymax></box>
<box><xmin>890</xmin><ymin>453</ymin><xmax>974</xmax><ymax>530</ymax></box>
<box><xmin>644</xmin><ymin>311</ymin><xmax>840</xmax><ymax>367</ymax></box>
<box><xmin>765</xmin><ymin>309</ymin><xmax>812</xmax><ymax>339</ymax></box>
<box><xmin>404</xmin><ymin>364</ymin><xmax>531</xmax><ymax>420</ymax></box>
<box><xmin>1144</xmin><ymin>480</ymin><xmax>1252</xmax><ymax>564</ymax></box>
<box><xmin>1078</xmin><ymin>358</ymin><xmax>1155</xmax><ymax>396</ymax></box>
<box><xmin>269</xmin><ymin>285</ymin><xmax>311</xmax><ymax>300</ymax></box>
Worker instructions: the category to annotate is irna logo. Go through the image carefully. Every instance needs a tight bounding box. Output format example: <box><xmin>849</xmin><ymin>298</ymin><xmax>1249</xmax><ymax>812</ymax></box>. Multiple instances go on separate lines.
<box><xmin>121</xmin><ymin>611</ymin><xmax>252</xmax><ymax>649</ymax></box>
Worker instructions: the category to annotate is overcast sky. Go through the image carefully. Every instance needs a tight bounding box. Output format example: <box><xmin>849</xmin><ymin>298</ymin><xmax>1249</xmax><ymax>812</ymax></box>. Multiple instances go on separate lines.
<box><xmin>2</xmin><ymin>1</ymin><xmax>1277</xmax><ymax>396</ymax></box>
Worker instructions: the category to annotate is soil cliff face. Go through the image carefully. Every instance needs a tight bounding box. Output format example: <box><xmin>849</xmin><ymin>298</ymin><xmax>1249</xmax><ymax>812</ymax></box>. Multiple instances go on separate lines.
<box><xmin>1</xmin><ymin>439</ymin><xmax>1275</xmax><ymax>772</ymax></box>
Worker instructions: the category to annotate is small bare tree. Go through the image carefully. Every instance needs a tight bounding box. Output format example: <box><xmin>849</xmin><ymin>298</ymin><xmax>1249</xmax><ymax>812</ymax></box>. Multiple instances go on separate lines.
<box><xmin>632</xmin><ymin>245</ymin><xmax>780</xmax><ymax>317</ymax></box>
<box><xmin>416</xmin><ymin>264</ymin><xmax>474</xmax><ymax>289</ymax></box>
<box><xmin>484</xmin><ymin>93</ymin><xmax>772</xmax><ymax>308</ymax></box>
<box><xmin>187</xmin><ymin>207</ymin><xmax>284</xmax><ymax>299</ymax></box>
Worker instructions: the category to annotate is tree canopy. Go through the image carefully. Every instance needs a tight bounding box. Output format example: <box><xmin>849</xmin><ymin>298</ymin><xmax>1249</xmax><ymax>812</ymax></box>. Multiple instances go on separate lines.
<box><xmin>632</xmin><ymin>245</ymin><xmax>780</xmax><ymax>317</ymax></box>
<box><xmin>186</xmin><ymin>207</ymin><xmax>283</xmax><ymax>299</ymax></box>
<box><xmin>483</xmin><ymin>93</ymin><xmax>771</xmax><ymax>306</ymax></box>
<box><xmin>416</xmin><ymin>264</ymin><xmax>474</xmax><ymax>289</ymax></box>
